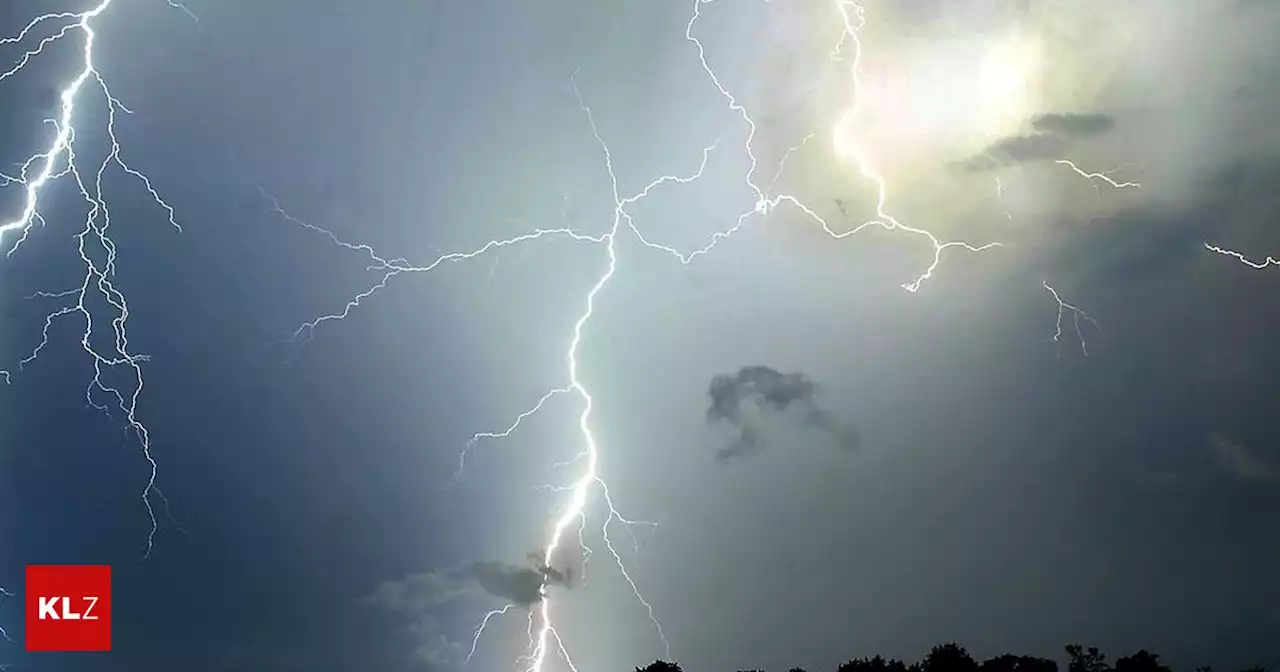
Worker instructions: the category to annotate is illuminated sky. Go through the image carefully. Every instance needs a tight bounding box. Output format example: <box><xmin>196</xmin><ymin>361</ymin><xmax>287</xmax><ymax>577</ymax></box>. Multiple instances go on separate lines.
<box><xmin>1</xmin><ymin>1</ymin><xmax>1279</xmax><ymax>671</ymax></box>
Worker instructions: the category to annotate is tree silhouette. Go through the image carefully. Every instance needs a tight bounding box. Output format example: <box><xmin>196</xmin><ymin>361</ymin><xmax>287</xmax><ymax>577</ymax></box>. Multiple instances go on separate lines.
<box><xmin>923</xmin><ymin>644</ymin><xmax>980</xmax><ymax>672</ymax></box>
<box><xmin>982</xmin><ymin>653</ymin><xmax>1059</xmax><ymax>672</ymax></box>
<box><xmin>1114</xmin><ymin>651</ymin><xmax>1171</xmax><ymax>672</ymax></box>
<box><xmin>840</xmin><ymin>654</ymin><xmax>911</xmax><ymax>672</ymax></box>
<box><xmin>638</xmin><ymin>662</ymin><xmax>683</xmax><ymax>672</ymax></box>
<box><xmin>634</xmin><ymin>642</ymin><xmax>1268</xmax><ymax>672</ymax></box>
<box><xmin>1067</xmin><ymin>645</ymin><xmax>1112</xmax><ymax>672</ymax></box>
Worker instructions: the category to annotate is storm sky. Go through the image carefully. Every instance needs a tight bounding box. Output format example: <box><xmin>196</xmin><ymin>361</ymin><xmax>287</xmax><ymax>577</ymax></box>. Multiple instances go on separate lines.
<box><xmin>1</xmin><ymin>1</ymin><xmax>1279</xmax><ymax>672</ymax></box>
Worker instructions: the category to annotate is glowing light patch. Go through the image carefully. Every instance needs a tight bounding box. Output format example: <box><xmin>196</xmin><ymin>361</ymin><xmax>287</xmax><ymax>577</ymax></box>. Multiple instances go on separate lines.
<box><xmin>836</xmin><ymin>32</ymin><xmax>1042</xmax><ymax>165</ymax></box>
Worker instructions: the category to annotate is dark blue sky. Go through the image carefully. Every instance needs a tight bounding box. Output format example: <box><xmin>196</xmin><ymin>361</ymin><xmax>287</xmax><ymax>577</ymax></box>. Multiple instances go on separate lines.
<box><xmin>2</xmin><ymin>1</ymin><xmax>1279</xmax><ymax>672</ymax></box>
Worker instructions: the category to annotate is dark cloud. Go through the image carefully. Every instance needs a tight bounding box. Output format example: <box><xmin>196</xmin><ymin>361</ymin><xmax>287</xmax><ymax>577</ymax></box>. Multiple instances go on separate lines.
<box><xmin>954</xmin><ymin>111</ymin><xmax>1116</xmax><ymax>172</ymax></box>
<box><xmin>706</xmin><ymin>365</ymin><xmax>860</xmax><ymax>460</ymax></box>
<box><xmin>362</xmin><ymin>556</ymin><xmax>575</xmax><ymax>668</ymax></box>
<box><xmin>363</xmin><ymin>555</ymin><xmax>574</xmax><ymax>616</ymax></box>
<box><xmin>1030</xmin><ymin>112</ymin><xmax>1117</xmax><ymax>138</ymax></box>
<box><xmin>471</xmin><ymin>556</ymin><xmax>574</xmax><ymax>606</ymax></box>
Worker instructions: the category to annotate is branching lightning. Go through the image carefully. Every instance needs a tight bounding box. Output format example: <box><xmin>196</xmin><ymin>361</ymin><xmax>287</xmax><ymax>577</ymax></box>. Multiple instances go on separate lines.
<box><xmin>1</xmin><ymin>5</ymin><xmax>188</xmax><ymax>637</ymax></box>
<box><xmin>1052</xmin><ymin>158</ymin><xmax>1142</xmax><ymax>226</ymax></box>
<box><xmin>1042</xmin><ymin>280</ymin><xmax>1100</xmax><ymax>356</ymax></box>
<box><xmin>829</xmin><ymin>1</ymin><xmax>1004</xmax><ymax>293</ymax></box>
<box><xmin>1054</xmin><ymin>159</ymin><xmax>1141</xmax><ymax>191</ymax></box>
<box><xmin>453</xmin><ymin>386</ymin><xmax>575</xmax><ymax>485</ymax></box>
<box><xmin>467</xmin><ymin>603</ymin><xmax>519</xmax><ymax>664</ymax></box>
<box><xmin>0</xmin><ymin>0</ymin><xmax>1141</xmax><ymax>667</ymax></box>
<box><xmin>7</xmin><ymin>0</ymin><xmax>1267</xmax><ymax>667</ymax></box>
<box><xmin>283</xmin><ymin>1</ymin><xmax>1019</xmax><ymax>670</ymax></box>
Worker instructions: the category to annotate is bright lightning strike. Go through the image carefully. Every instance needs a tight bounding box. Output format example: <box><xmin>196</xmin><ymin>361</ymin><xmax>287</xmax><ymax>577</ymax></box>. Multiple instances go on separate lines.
<box><xmin>284</xmin><ymin>2</ymin><xmax>1155</xmax><ymax>671</ymax></box>
<box><xmin>494</xmin><ymin>76</ymin><xmax>675</xmax><ymax>672</ymax></box>
<box><xmin>830</xmin><ymin>0</ymin><xmax>1003</xmax><ymax>293</ymax></box>
<box><xmin>1203</xmin><ymin>242</ymin><xmax>1280</xmax><ymax>270</ymax></box>
<box><xmin>1</xmin><ymin>0</ymin><xmax>185</xmax><ymax>569</ymax></box>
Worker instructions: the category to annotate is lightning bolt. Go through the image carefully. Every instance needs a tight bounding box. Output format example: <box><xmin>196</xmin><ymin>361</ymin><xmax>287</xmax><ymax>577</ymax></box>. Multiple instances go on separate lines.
<box><xmin>453</xmin><ymin>386</ymin><xmax>575</xmax><ymax>485</ymax></box>
<box><xmin>1052</xmin><ymin>158</ymin><xmax>1142</xmax><ymax>226</ymax></box>
<box><xmin>467</xmin><ymin>603</ymin><xmax>519</xmax><ymax>664</ymax></box>
<box><xmin>284</xmin><ymin>1</ymin><xmax>1006</xmax><ymax>669</ymax></box>
<box><xmin>0</xmin><ymin>0</ymin><xmax>1172</xmax><ymax>667</ymax></box>
<box><xmin>1203</xmin><ymin>242</ymin><xmax>1280</xmax><ymax>269</ymax></box>
<box><xmin>828</xmin><ymin>0</ymin><xmax>1004</xmax><ymax>293</ymax></box>
<box><xmin>1</xmin><ymin>0</ymin><xmax>186</xmax><ymax>581</ymax></box>
<box><xmin>1041</xmin><ymin>281</ymin><xmax>1100</xmax><ymax>356</ymax></box>
<box><xmin>1054</xmin><ymin>159</ymin><xmax>1142</xmax><ymax>190</ymax></box>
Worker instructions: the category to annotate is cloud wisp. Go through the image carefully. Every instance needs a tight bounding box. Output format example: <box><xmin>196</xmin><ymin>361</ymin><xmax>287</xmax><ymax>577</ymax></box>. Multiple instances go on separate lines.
<box><xmin>955</xmin><ymin>112</ymin><xmax>1117</xmax><ymax>172</ymax></box>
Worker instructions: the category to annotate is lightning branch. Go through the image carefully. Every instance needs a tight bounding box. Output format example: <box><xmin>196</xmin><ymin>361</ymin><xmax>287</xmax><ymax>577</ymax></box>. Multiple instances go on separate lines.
<box><xmin>0</xmin><ymin>0</ymin><xmax>194</xmax><ymax>647</ymax></box>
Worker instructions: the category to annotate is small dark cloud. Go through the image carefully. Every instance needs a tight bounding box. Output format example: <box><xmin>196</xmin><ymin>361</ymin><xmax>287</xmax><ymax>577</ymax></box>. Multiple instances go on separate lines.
<box><xmin>363</xmin><ymin>555</ymin><xmax>575</xmax><ymax>668</ymax></box>
<box><xmin>471</xmin><ymin>556</ymin><xmax>573</xmax><ymax>607</ymax></box>
<box><xmin>706</xmin><ymin>365</ymin><xmax>860</xmax><ymax>460</ymax></box>
<box><xmin>1030</xmin><ymin>112</ymin><xmax>1117</xmax><ymax>138</ymax></box>
<box><xmin>362</xmin><ymin>555</ymin><xmax>573</xmax><ymax>614</ymax></box>
<box><xmin>954</xmin><ymin>111</ymin><xmax>1115</xmax><ymax>173</ymax></box>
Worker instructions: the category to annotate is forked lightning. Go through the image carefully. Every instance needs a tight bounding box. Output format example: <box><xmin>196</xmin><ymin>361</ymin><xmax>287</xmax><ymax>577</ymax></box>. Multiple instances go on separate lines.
<box><xmin>1042</xmin><ymin>281</ymin><xmax>1101</xmax><ymax>356</ymax></box>
<box><xmin>0</xmin><ymin>0</ymin><xmax>192</xmax><ymax>651</ymax></box>
<box><xmin>1</xmin><ymin>0</ymin><xmax>192</xmax><ymax>557</ymax></box>
<box><xmin>283</xmin><ymin>1</ymin><xmax>1028</xmax><ymax>670</ymax></box>
<box><xmin>2</xmin><ymin>0</ymin><xmax>1168</xmax><ymax>668</ymax></box>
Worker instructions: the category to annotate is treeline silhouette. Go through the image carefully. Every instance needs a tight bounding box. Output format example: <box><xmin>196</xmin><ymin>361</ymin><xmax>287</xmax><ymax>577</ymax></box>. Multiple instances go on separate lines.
<box><xmin>635</xmin><ymin>643</ymin><xmax>1268</xmax><ymax>672</ymax></box>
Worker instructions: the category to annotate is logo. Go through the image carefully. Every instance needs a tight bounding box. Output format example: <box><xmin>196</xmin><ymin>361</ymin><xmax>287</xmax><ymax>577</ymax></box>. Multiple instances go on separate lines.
<box><xmin>24</xmin><ymin>565</ymin><xmax>112</xmax><ymax>652</ymax></box>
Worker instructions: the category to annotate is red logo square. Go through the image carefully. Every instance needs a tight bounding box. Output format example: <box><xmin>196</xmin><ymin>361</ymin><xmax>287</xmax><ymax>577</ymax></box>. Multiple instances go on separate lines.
<box><xmin>24</xmin><ymin>565</ymin><xmax>112</xmax><ymax>652</ymax></box>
